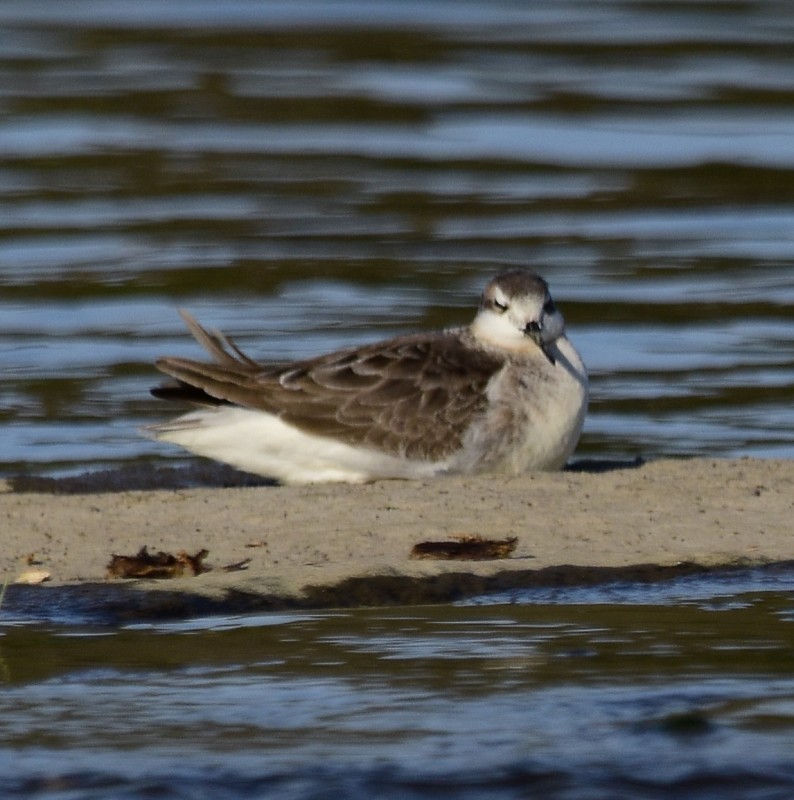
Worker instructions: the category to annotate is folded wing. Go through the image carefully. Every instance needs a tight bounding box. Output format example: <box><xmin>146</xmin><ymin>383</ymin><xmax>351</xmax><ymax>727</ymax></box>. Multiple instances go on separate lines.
<box><xmin>152</xmin><ymin>312</ymin><xmax>505</xmax><ymax>460</ymax></box>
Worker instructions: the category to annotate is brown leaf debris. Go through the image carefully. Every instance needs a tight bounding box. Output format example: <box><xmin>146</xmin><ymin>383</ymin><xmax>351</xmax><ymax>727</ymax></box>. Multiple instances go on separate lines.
<box><xmin>410</xmin><ymin>534</ymin><xmax>518</xmax><ymax>561</ymax></box>
<box><xmin>107</xmin><ymin>546</ymin><xmax>209</xmax><ymax>579</ymax></box>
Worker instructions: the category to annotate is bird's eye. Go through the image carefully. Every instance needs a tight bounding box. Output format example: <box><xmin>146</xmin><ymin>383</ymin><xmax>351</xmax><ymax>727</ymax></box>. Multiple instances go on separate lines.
<box><xmin>493</xmin><ymin>299</ymin><xmax>508</xmax><ymax>313</ymax></box>
<box><xmin>543</xmin><ymin>297</ymin><xmax>555</xmax><ymax>314</ymax></box>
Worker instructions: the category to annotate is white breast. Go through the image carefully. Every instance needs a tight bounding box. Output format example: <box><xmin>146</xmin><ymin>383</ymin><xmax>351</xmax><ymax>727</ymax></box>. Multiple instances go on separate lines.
<box><xmin>529</xmin><ymin>336</ymin><xmax>589</xmax><ymax>469</ymax></box>
<box><xmin>456</xmin><ymin>335</ymin><xmax>588</xmax><ymax>474</ymax></box>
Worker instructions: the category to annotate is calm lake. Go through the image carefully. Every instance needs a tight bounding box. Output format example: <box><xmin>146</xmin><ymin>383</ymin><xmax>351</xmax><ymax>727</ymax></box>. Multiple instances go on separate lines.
<box><xmin>1</xmin><ymin>1</ymin><xmax>793</xmax><ymax>798</ymax></box>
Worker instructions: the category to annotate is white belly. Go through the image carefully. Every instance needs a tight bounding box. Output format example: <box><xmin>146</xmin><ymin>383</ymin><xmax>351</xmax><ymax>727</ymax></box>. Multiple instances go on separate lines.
<box><xmin>151</xmin><ymin>406</ymin><xmax>450</xmax><ymax>484</ymax></box>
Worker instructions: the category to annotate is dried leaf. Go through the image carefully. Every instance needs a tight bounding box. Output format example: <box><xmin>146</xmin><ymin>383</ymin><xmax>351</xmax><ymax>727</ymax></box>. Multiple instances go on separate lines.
<box><xmin>107</xmin><ymin>546</ymin><xmax>209</xmax><ymax>579</ymax></box>
<box><xmin>410</xmin><ymin>535</ymin><xmax>518</xmax><ymax>561</ymax></box>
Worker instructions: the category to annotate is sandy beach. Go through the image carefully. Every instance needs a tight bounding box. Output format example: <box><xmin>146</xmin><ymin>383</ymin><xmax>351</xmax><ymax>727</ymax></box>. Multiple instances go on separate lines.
<box><xmin>2</xmin><ymin>457</ymin><xmax>792</xmax><ymax>617</ymax></box>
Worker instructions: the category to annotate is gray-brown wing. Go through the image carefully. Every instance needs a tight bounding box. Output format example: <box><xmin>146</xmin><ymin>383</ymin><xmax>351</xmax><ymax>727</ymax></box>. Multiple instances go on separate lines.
<box><xmin>154</xmin><ymin>316</ymin><xmax>504</xmax><ymax>461</ymax></box>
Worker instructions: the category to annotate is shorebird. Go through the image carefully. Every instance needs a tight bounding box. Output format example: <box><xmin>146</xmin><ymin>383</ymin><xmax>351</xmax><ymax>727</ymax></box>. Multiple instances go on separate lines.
<box><xmin>149</xmin><ymin>269</ymin><xmax>588</xmax><ymax>484</ymax></box>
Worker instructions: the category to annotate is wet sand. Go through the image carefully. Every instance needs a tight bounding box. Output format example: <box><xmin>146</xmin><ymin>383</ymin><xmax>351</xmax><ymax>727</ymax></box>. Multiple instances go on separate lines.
<box><xmin>2</xmin><ymin>458</ymin><xmax>793</xmax><ymax>617</ymax></box>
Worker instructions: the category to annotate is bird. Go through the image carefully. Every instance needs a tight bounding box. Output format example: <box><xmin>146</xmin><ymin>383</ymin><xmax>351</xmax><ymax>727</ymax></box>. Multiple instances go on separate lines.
<box><xmin>149</xmin><ymin>269</ymin><xmax>588</xmax><ymax>484</ymax></box>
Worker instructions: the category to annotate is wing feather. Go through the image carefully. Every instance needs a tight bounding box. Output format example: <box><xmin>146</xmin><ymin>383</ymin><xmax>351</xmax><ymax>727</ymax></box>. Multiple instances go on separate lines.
<box><xmin>154</xmin><ymin>315</ymin><xmax>505</xmax><ymax>460</ymax></box>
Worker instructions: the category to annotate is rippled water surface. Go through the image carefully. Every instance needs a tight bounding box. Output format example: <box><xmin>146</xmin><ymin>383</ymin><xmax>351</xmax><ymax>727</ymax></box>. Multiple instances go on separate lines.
<box><xmin>2</xmin><ymin>570</ymin><xmax>794</xmax><ymax>800</ymax></box>
<box><xmin>1</xmin><ymin>0</ymin><xmax>793</xmax><ymax>477</ymax></box>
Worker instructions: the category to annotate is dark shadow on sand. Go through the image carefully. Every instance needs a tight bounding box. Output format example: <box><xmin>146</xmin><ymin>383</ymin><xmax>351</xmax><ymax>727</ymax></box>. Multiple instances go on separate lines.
<box><xmin>7</xmin><ymin>463</ymin><xmax>277</xmax><ymax>494</ymax></box>
<box><xmin>565</xmin><ymin>457</ymin><xmax>645</xmax><ymax>474</ymax></box>
<box><xmin>3</xmin><ymin>559</ymin><xmax>791</xmax><ymax>626</ymax></box>
<box><xmin>8</xmin><ymin>457</ymin><xmax>647</xmax><ymax>494</ymax></box>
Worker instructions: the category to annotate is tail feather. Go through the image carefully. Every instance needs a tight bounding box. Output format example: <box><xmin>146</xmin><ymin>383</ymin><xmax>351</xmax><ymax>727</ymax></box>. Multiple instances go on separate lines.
<box><xmin>150</xmin><ymin>381</ymin><xmax>225</xmax><ymax>406</ymax></box>
<box><xmin>154</xmin><ymin>355</ymin><xmax>273</xmax><ymax>410</ymax></box>
<box><xmin>177</xmin><ymin>309</ymin><xmax>260</xmax><ymax>368</ymax></box>
<box><xmin>152</xmin><ymin>311</ymin><xmax>265</xmax><ymax>408</ymax></box>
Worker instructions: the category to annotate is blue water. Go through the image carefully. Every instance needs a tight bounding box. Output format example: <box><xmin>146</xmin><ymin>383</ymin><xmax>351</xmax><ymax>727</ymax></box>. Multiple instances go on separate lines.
<box><xmin>1</xmin><ymin>0</ymin><xmax>793</xmax><ymax>477</ymax></box>
<box><xmin>2</xmin><ymin>569</ymin><xmax>794</xmax><ymax>800</ymax></box>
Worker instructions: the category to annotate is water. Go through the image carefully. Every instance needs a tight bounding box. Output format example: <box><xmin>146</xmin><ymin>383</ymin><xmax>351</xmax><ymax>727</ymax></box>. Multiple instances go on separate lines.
<box><xmin>2</xmin><ymin>569</ymin><xmax>794</xmax><ymax>800</ymax></box>
<box><xmin>2</xmin><ymin>3</ymin><xmax>794</xmax><ymax>797</ymax></box>
<box><xmin>1</xmin><ymin>0</ymin><xmax>793</xmax><ymax>478</ymax></box>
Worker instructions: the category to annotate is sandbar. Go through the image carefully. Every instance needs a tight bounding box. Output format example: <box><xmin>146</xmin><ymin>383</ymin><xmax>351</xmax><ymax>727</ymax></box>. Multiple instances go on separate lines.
<box><xmin>2</xmin><ymin>457</ymin><xmax>792</xmax><ymax>619</ymax></box>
